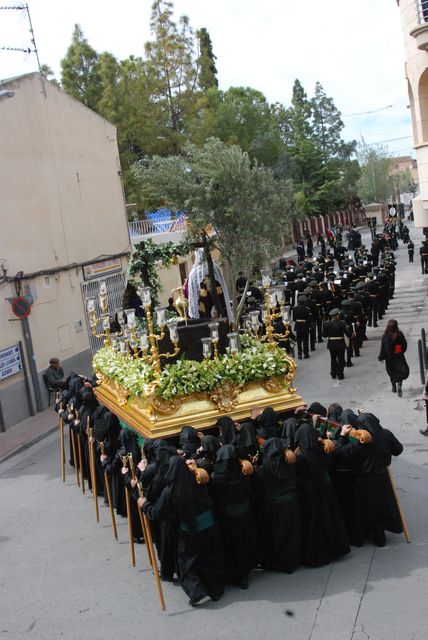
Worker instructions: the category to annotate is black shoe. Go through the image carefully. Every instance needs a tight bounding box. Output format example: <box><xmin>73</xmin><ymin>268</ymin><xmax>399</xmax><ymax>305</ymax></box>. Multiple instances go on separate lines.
<box><xmin>133</xmin><ymin>537</ymin><xmax>145</xmax><ymax>544</ymax></box>
<box><xmin>298</xmin><ymin>354</ymin><xmax>302</xmax><ymax>360</ymax></box>
<box><xmin>420</xmin><ymin>429</ymin><xmax>428</xmax><ymax>436</ymax></box>
<box><xmin>304</xmin><ymin>354</ymin><xmax>310</xmax><ymax>359</ymax></box>
<box><xmin>354</xmin><ymin>352</ymin><xmax>360</xmax><ymax>357</ymax></box>
<box><xmin>338</xmin><ymin>375</ymin><xmax>344</xmax><ymax>380</ymax></box>
<box><xmin>392</xmin><ymin>386</ymin><xmax>397</xmax><ymax>393</ymax></box>
<box><xmin>373</xmin><ymin>324</ymin><xmax>379</xmax><ymax>328</ymax></box>
<box><xmin>397</xmin><ymin>384</ymin><xmax>402</xmax><ymax>398</ymax></box>
<box><xmin>373</xmin><ymin>528</ymin><xmax>386</xmax><ymax>548</ymax></box>
<box><xmin>318</xmin><ymin>339</ymin><xmax>324</xmax><ymax>343</ymax></box>
<box><xmin>331</xmin><ymin>374</ymin><xmax>336</xmax><ymax>379</ymax></box>
<box><xmin>238</xmin><ymin>579</ymin><xmax>249</xmax><ymax>590</ymax></box>
<box><xmin>310</xmin><ymin>347</ymin><xmax>316</xmax><ymax>351</ymax></box>
<box><xmin>189</xmin><ymin>594</ymin><xmax>206</xmax><ymax>607</ymax></box>
<box><xmin>346</xmin><ymin>362</ymin><xmax>353</xmax><ymax>367</ymax></box>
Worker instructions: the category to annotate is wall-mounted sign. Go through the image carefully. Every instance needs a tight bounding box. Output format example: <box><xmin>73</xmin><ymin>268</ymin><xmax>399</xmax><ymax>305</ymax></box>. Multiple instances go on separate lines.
<box><xmin>11</xmin><ymin>296</ymin><xmax>32</xmax><ymax>318</ymax></box>
<box><xmin>0</xmin><ymin>344</ymin><xmax>22</xmax><ymax>381</ymax></box>
<box><xmin>82</xmin><ymin>258</ymin><xmax>122</xmax><ymax>281</ymax></box>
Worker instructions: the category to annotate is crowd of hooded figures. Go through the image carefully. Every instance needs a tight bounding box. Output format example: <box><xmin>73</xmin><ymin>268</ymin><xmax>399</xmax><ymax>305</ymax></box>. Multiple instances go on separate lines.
<box><xmin>56</xmin><ymin>380</ymin><xmax>403</xmax><ymax>608</ymax></box>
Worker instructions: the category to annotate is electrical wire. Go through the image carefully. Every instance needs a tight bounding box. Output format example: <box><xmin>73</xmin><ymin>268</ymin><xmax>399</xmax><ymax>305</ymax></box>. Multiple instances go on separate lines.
<box><xmin>343</xmin><ymin>103</ymin><xmax>406</xmax><ymax>117</ymax></box>
<box><xmin>0</xmin><ymin>248</ymin><xmax>131</xmax><ymax>286</ymax></box>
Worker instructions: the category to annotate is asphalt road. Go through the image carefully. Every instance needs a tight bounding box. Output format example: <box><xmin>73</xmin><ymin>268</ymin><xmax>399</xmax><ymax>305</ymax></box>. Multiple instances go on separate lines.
<box><xmin>2</xmin><ymin>222</ymin><xmax>428</xmax><ymax>640</ymax></box>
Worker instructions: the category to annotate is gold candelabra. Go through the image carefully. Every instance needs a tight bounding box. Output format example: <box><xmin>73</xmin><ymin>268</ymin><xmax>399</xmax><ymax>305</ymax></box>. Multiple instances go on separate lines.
<box><xmin>86</xmin><ymin>281</ymin><xmax>111</xmax><ymax>347</ymax></box>
<box><xmin>137</xmin><ymin>286</ymin><xmax>180</xmax><ymax>377</ymax></box>
<box><xmin>201</xmin><ymin>321</ymin><xmax>240</xmax><ymax>361</ymax></box>
<box><xmin>242</xmin><ymin>269</ymin><xmax>290</xmax><ymax>352</ymax></box>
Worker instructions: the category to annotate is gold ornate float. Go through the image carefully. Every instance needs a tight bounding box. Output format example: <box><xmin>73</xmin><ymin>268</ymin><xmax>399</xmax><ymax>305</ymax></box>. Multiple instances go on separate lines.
<box><xmin>90</xmin><ymin>277</ymin><xmax>302</xmax><ymax>438</ymax></box>
<box><xmin>94</xmin><ymin>369</ymin><xmax>303</xmax><ymax>439</ymax></box>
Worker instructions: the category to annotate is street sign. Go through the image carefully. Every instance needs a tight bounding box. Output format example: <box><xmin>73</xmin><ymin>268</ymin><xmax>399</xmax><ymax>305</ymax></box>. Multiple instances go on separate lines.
<box><xmin>11</xmin><ymin>296</ymin><xmax>32</xmax><ymax>318</ymax></box>
<box><xmin>0</xmin><ymin>344</ymin><xmax>23</xmax><ymax>381</ymax></box>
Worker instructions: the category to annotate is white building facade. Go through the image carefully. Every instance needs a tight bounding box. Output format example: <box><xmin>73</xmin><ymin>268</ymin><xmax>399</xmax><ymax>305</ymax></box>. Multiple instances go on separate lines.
<box><xmin>0</xmin><ymin>73</ymin><xmax>130</xmax><ymax>428</ymax></box>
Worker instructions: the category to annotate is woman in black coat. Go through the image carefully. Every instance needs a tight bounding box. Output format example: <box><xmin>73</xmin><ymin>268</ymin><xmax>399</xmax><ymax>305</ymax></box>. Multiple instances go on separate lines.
<box><xmin>378</xmin><ymin>319</ymin><xmax>409</xmax><ymax>396</ymax></box>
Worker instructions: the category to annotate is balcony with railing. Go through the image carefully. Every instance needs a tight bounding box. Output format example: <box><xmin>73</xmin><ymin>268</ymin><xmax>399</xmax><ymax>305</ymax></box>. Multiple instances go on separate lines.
<box><xmin>410</xmin><ymin>0</ymin><xmax>428</xmax><ymax>50</ymax></box>
<box><xmin>128</xmin><ymin>210</ymin><xmax>187</xmax><ymax>245</ymax></box>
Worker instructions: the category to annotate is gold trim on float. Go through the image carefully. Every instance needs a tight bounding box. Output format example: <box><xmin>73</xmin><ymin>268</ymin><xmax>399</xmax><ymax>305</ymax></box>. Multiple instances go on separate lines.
<box><xmin>94</xmin><ymin>375</ymin><xmax>303</xmax><ymax>439</ymax></box>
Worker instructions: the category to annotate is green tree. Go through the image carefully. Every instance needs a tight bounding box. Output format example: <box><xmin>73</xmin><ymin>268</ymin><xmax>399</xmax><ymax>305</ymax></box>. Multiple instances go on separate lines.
<box><xmin>192</xmin><ymin>86</ymin><xmax>282</xmax><ymax>166</ymax></box>
<box><xmin>145</xmin><ymin>0</ymin><xmax>199</xmax><ymax>152</ymax></box>
<box><xmin>132</xmin><ymin>138</ymin><xmax>294</xmax><ymax>320</ymax></box>
<box><xmin>311</xmin><ymin>82</ymin><xmax>344</xmax><ymax>159</ymax></box>
<box><xmin>196</xmin><ymin>27</ymin><xmax>218</xmax><ymax>90</ymax></box>
<box><xmin>357</xmin><ymin>143</ymin><xmax>393</xmax><ymax>203</ymax></box>
<box><xmin>60</xmin><ymin>24</ymin><xmax>102</xmax><ymax>110</ymax></box>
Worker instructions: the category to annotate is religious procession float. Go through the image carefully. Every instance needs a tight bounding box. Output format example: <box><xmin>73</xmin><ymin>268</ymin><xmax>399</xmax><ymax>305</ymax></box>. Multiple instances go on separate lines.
<box><xmin>90</xmin><ymin>249</ymin><xmax>303</xmax><ymax>438</ymax></box>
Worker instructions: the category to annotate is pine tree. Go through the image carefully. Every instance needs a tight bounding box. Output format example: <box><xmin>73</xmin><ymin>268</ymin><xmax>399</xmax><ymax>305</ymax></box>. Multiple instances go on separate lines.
<box><xmin>60</xmin><ymin>24</ymin><xmax>102</xmax><ymax>110</ymax></box>
<box><xmin>145</xmin><ymin>0</ymin><xmax>199</xmax><ymax>151</ymax></box>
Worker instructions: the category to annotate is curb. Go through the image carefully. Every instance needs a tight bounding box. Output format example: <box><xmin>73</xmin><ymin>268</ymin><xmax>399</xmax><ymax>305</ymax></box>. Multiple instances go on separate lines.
<box><xmin>0</xmin><ymin>425</ymin><xmax>58</xmax><ymax>465</ymax></box>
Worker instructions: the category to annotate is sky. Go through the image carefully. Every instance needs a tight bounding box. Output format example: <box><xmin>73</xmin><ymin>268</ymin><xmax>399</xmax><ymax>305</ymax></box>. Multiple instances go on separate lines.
<box><xmin>0</xmin><ymin>0</ymin><xmax>413</xmax><ymax>158</ymax></box>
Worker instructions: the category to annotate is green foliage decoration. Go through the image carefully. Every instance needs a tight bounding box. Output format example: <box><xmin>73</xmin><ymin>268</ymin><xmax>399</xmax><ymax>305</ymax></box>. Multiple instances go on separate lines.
<box><xmin>128</xmin><ymin>237</ymin><xmax>188</xmax><ymax>307</ymax></box>
<box><xmin>93</xmin><ymin>340</ymin><xmax>290</xmax><ymax>402</ymax></box>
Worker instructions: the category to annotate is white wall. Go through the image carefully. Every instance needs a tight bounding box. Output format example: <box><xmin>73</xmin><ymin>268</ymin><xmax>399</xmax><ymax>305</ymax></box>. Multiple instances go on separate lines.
<box><xmin>0</xmin><ymin>73</ymin><xmax>130</xmax><ymax>422</ymax></box>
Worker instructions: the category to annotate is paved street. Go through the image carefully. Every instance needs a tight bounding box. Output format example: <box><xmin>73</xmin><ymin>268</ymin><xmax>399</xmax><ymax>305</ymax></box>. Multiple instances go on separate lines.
<box><xmin>2</xmin><ymin>223</ymin><xmax>428</xmax><ymax>640</ymax></box>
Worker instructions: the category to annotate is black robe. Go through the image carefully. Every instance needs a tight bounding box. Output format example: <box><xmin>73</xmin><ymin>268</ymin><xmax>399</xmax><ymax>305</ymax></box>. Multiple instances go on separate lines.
<box><xmin>211</xmin><ymin>445</ymin><xmax>258</xmax><ymax>586</ymax></box>
<box><xmin>295</xmin><ymin>423</ymin><xmax>350</xmax><ymax>567</ymax></box>
<box><xmin>378</xmin><ymin>332</ymin><xmax>409</xmax><ymax>383</ymax></box>
<box><xmin>334</xmin><ymin>413</ymin><xmax>403</xmax><ymax>545</ymax></box>
<box><xmin>255</xmin><ymin>438</ymin><xmax>301</xmax><ymax>573</ymax></box>
<box><xmin>143</xmin><ymin>456</ymin><xmax>225</xmax><ymax>604</ymax></box>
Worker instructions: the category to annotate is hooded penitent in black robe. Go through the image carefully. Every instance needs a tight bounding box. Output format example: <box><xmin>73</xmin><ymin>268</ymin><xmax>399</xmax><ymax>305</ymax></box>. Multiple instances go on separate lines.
<box><xmin>256</xmin><ymin>407</ymin><xmax>280</xmax><ymax>440</ymax></box>
<box><xmin>143</xmin><ymin>441</ymin><xmax>179</xmax><ymax>581</ymax></box>
<box><xmin>330</xmin><ymin>408</ymin><xmax>359</xmax><ymax>542</ymax></box>
<box><xmin>255</xmin><ymin>438</ymin><xmax>301</xmax><ymax>573</ymax></box>
<box><xmin>237</xmin><ymin>422</ymin><xmax>258</xmax><ymax>461</ymax></box>
<box><xmin>93</xmin><ymin>408</ymin><xmax>120</xmax><ymax>506</ymax></box>
<box><xmin>143</xmin><ymin>456</ymin><xmax>225</xmax><ymax>605</ymax></box>
<box><xmin>78</xmin><ymin>388</ymin><xmax>102</xmax><ymax>493</ymax></box>
<box><xmin>179</xmin><ymin>426</ymin><xmax>200</xmax><ymax>459</ymax></box>
<box><xmin>307</xmin><ymin>402</ymin><xmax>327</xmax><ymax>417</ymax></box>
<box><xmin>211</xmin><ymin>445</ymin><xmax>258</xmax><ymax>588</ymax></box>
<box><xmin>216</xmin><ymin>416</ymin><xmax>238</xmax><ymax>446</ymax></box>
<box><xmin>193</xmin><ymin>435</ymin><xmax>220</xmax><ymax>475</ymax></box>
<box><xmin>111</xmin><ymin>427</ymin><xmax>143</xmax><ymax>539</ymax></box>
<box><xmin>280</xmin><ymin>416</ymin><xmax>300</xmax><ymax>450</ymax></box>
<box><xmin>295</xmin><ymin>423</ymin><xmax>350</xmax><ymax>567</ymax></box>
<box><xmin>334</xmin><ymin>412</ymin><xmax>403</xmax><ymax>546</ymax></box>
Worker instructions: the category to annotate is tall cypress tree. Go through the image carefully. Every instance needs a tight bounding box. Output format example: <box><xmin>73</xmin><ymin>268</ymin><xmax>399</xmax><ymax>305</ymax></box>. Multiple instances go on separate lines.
<box><xmin>311</xmin><ymin>81</ymin><xmax>345</xmax><ymax>160</ymax></box>
<box><xmin>197</xmin><ymin>27</ymin><xmax>218</xmax><ymax>90</ymax></box>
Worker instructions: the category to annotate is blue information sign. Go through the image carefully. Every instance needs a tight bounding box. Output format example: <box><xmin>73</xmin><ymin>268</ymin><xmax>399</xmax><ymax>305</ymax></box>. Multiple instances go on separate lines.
<box><xmin>0</xmin><ymin>344</ymin><xmax>23</xmax><ymax>381</ymax></box>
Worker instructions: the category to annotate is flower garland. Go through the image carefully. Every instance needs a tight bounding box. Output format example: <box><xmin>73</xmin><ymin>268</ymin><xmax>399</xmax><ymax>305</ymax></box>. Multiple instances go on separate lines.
<box><xmin>93</xmin><ymin>340</ymin><xmax>290</xmax><ymax>402</ymax></box>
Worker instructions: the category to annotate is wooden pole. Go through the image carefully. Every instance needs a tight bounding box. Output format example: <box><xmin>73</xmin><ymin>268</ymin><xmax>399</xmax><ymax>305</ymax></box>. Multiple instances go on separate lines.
<box><xmin>87</xmin><ymin>423</ymin><xmax>99</xmax><ymax>524</ymax></box>
<box><xmin>128</xmin><ymin>454</ymin><xmax>154</xmax><ymax>569</ymax></box>
<box><xmin>121</xmin><ymin>455</ymin><xmax>136</xmax><ymax>567</ymax></box>
<box><xmin>77</xmin><ymin>420</ymin><xmax>85</xmax><ymax>494</ymax></box>
<box><xmin>138</xmin><ymin>482</ymin><xmax>166</xmax><ymax>611</ymax></box>
<box><xmin>59</xmin><ymin>403</ymin><xmax>65</xmax><ymax>482</ymax></box>
<box><xmin>70</xmin><ymin>425</ymin><xmax>80</xmax><ymax>488</ymax></box>
<box><xmin>387</xmin><ymin>467</ymin><xmax>411</xmax><ymax>543</ymax></box>
<box><xmin>100</xmin><ymin>441</ymin><xmax>118</xmax><ymax>540</ymax></box>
